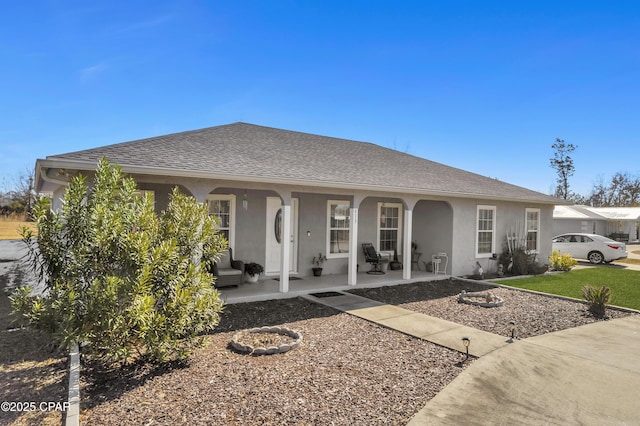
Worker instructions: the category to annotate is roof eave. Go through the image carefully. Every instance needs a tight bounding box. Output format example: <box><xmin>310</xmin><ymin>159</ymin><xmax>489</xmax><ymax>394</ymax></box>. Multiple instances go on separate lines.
<box><xmin>36</xmin><ymin>158</ymin><xmax>562</xmax><ymax>205</ymax></box>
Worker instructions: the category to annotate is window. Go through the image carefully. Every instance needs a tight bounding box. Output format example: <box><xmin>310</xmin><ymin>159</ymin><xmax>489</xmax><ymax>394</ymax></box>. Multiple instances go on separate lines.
<box><xmin>207</xmin><ymin>194</ymin><xmax>235</xmax><ymax>248</ymax></box>
<box><xmin>378</xmin><ymin>202</ymin><xmax>403</xmax><ymax>254</ymax></box>
<box><xmin>476</xmin><ymin>205</ymin><xmax>496</xmax><ymax>257</ymax></box>
<box><xmin>525</xmin><ymin>208</ymin><xmax>540</xmax><ymax>252</ymax></box>
<box><xmin>327</xmin><ymin>200</ymin><xmax>350</xmax><ymax>257</ymax></box>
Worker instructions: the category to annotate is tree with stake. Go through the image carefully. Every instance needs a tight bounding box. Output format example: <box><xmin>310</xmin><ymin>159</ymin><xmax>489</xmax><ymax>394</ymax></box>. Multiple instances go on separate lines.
<box><xmin>12</xmin><ymin>159</ymin><xmax>226</xmax><ymax>366</ymax></box>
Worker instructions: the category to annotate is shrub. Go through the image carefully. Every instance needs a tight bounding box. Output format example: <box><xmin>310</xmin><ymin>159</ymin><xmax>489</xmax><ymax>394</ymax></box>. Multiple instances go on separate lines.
<box><xmin>549</xmin><ymin>250</ymin><xmax>578</xmax><ymax>271</ymax></box>
<box><xmin>12</xmin><ymin>158</ymin><xmax>226</xmax><ymax>366</ymax></box>
<box><xmin>498</xmin><ymin>239</ymin><xmax>548</xmax><ymax>276</ymax></box>
<box><xmin>582</xmin><ymin>285</ymin><xmax>611</xmax><ymax>318</ymax></box>
<box><xmin>244</xmin><ymin>262</ymin><xmax>264</xmax><ymax>276</ymax></box>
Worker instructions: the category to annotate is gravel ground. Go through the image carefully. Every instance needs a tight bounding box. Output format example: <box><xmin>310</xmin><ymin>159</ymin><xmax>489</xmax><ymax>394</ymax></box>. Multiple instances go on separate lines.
<box><xmin>79</xmin><ymin>278</ymin><xmax>635</xmax><ymax>425</ymax></box>
<box><xmin>0</xmin><ymin>258</ymin><xmax>67</xmax><ymax>426</ymax></box>
<box><xmin>81</xmin><ymin>298</ymin><xmax>464</xmax><ymax>425</ymax></box>
<box><xmin>349</xmin><ymin>279</ymin><xmax>634</xmax><ymax>339</ymax></box>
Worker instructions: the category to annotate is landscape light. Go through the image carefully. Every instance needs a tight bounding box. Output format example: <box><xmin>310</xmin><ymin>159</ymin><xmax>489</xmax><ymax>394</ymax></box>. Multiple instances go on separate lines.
<box><xmin>509</xmin><ymin>321</ymin><xmax>516</xmax><ymax>340</ymax></box>
<box><xmin>461</xmin><ymin>337</ymin><xmax>470</xmax><ymax>360</ymax></box>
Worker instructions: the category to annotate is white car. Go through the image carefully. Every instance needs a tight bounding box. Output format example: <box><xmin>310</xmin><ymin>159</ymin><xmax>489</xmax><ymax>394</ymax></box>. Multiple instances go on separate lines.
<box><xmin>552</xmin><ymin>233</ymin><xmax>628</xmax><ymax>264</ymax></box>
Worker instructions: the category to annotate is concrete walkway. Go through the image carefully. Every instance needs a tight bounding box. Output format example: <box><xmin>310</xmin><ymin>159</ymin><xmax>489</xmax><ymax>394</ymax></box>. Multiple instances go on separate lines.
<box><xmin>409</xmin><ymin>315</ymin><xmax>640</xmax><ymax>426</ymax></box>
<box><xmin>303</xmin><ymin>291</ymin><xmax>640</xmax><ymax>426</ymax></box>
<box><xmin>302</xmin><ymin>291</ymin><xmax>512</xmax><ymax>357</ymax></box>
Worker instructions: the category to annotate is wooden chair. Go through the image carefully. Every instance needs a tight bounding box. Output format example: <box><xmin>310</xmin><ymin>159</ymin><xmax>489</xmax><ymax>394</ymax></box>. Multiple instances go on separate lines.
<box><xmin>362</xmin><ymin>243</ymin><xmax>385</xmax><ymax>275</ymax></box>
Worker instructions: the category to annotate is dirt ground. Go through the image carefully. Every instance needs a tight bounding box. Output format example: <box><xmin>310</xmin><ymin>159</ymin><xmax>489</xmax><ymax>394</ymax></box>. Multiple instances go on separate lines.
<box><xmin>0</xmin><ymin>241</ymin><xmax>67</xmax><ymax>426</ymax></box>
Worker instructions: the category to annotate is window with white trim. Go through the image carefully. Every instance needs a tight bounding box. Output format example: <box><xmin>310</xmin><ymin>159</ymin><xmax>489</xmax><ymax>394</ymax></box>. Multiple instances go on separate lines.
<box><xmin>207</xmin><ymin>194</ymin><xmax>236</xmax><ymax>248</ymax></box>
<box><xmin>378</xmin><ymin>202</ymin><xmax>403</xmax><ymax>254</ymax></box>
<box><xmin>476</xmin><ymin>205</ymin><xmax>496</xmax><ymax>257</ymax></box>
<box><xmin>327</xmin><ymin>200</ymin><xmax>350</xmax><ymax>257</ymax></box>
<box><xmin>525</xmin><ymin>208</ymin><xmax>540</xmax><ymax>252</ymax></box>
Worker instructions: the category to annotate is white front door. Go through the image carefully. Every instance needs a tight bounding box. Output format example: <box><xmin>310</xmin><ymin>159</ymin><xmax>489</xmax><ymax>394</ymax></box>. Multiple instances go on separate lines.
<box><xmin>265</xmin><ymin>197</ymin><xmax>298</xmax><ymax>274</ymax></box>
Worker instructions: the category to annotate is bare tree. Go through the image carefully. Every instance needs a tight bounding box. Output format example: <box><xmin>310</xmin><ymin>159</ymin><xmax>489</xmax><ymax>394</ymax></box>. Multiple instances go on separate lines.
<box><xmin>0</xmin><ymin>168</ymin><xmax>35</xmax><ymax>216</ymax></box>
<box><xmin>588</xmin><ymin>172</ymin><xmax>640</xmax><ymax>207</ymax></box>
<box><xmin>549</xmin><ymin>138</ymin><xmax>577</xmax><ymax>200</ymax></box>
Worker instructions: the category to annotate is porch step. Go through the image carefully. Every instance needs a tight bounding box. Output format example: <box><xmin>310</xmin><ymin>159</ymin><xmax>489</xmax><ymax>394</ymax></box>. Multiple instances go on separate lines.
<box><xmin>302</xmin><ymin>292</ymin><xmax>511</xmax><ymax>357</ymax></box>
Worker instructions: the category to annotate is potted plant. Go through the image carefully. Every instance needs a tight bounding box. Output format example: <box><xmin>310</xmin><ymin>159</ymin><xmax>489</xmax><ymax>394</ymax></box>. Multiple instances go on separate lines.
<box><xmin>312</xmin><ymin>253</ymin><xmax>327</xmax><ymax>276</ymax></box>
<box><xmin>244</xmin><ymin>262</ymin><xmax>264</xmax><ymax>283</ymax></box>
<box><xmin>390</xmin><ymin>248</ymin><xmax>402</xmax><ymax>270</ymax></box>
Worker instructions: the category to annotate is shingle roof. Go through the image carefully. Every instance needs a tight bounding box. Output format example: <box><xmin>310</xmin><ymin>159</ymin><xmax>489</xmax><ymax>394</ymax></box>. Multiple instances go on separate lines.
<box><xmin>554</xmin><ymin>205</ymin><xmax>640</xmax><ymax>220</ymax></box>
<box><xmin>553</xmin><ymin>205</ymin><xmax>605</xmax><ymax>220</ymax></box>
<box><xmin>588</xmin><ymin>207</ymin><xmax>640</xmax><ymax>220</ymax></box>
<box><xmin>41</xmin><ymin>122</ymin><xmax>560</xmax><ymax>203</ymax></box>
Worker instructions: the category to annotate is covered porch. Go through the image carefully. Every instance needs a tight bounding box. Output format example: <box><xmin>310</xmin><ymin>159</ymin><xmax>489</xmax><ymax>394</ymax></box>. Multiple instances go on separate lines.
<box><xmin>218</xmin><ymin>269</ymin><xmax>449</xmax><ymax>304</ymax></box>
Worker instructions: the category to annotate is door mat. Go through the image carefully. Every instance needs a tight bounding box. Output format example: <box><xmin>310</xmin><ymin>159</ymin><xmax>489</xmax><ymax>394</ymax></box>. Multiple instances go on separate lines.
<box><xmin>273</xmin><ymin>277</ymin><xmax>303</xmax><ymax>281</ymax></box>
<box><xmin>309</xmin><ymin>291</ymin><xmax>344</xmax><ymax>298</ymax></box>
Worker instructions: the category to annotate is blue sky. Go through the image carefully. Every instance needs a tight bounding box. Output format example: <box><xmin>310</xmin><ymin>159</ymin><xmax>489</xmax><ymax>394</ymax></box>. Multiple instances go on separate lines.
<box><xmin>1</xmin><ymin>1</ymin><xmax>639</xmax><ymax>196</ymax></box>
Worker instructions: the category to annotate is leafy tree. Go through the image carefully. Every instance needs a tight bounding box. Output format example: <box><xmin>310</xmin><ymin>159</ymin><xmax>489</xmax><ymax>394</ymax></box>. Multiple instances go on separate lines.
<box><xmin>12</xmin><ymin>159</ymin><xmax>226</xmax><ymax>365</ymax></box>
<box><xmin>549</xmin><ymin>138</ymin><xmax>577</xmax><ymax>200</ymax></box>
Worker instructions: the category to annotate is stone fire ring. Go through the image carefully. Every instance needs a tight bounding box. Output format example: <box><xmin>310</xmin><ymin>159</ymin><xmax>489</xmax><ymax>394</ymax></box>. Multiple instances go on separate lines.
<box><xmin>458</xmin><ymin>290</ymin><xmax>504</xmax><ymax>308</ymax></box>
<box><xmin>231</xmin><ymin>326</ymin><xmax>303</xmax><ymax>356</ymax></box>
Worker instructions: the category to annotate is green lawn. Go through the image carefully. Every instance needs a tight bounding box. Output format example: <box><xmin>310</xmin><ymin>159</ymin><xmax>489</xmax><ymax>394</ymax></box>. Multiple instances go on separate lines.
<box><xmin>494</xmin><ymin>268</ymin><xmax>640</xmax><ymax>311</ymax></box>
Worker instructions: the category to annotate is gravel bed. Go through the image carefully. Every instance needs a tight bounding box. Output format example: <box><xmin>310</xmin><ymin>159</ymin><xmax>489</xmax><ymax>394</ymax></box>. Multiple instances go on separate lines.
<box><xmin>349</xmin><ymin>278</ymin><xmax>635</xmax><ymax>339</ymax></box>
<box><xmin>79</xmin><ymin>278</ymin><xmax>635</xmax><ymax>425</ymax></box>
<box><xmin>80</xmin><ymin>298</ymin><xmax>466</xmax><ymax>425</ymax></box>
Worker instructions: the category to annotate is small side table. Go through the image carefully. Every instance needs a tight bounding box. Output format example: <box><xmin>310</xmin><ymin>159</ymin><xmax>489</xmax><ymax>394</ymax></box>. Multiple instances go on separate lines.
<box><xmin>432</xmin><ymin>252</ymin><xmax>448</xmax><ymax>275</ymax></box>
<box><xmin>411</xmin><ymin>251</ymin><xmax>422</xmax><ymax>271</ymax></box>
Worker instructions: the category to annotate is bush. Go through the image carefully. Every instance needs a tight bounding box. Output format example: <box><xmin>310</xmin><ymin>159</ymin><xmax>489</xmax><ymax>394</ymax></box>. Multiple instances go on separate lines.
<box><xmin>498</xmin><ymin>239</ymin><xmax>548</xmax><ymax>276</ymax></box>
<box><xmin>12</xmin><ymin>158</ymin><xmax>226</xmax><ymax>366</ymax></box>
<box><xmin>244</xmin><ymin>262</ymin><xmax>264</xmax><ymax>276</ymax></box>
<box><xmin>549</xmin><ymin>250</ymin><xmax>578</xmax><ymax>271</ymax></box>
<box><xmin>582</xmin><ymin>285</ymin><xmax>611</xmax><ymax>318</ymax></box>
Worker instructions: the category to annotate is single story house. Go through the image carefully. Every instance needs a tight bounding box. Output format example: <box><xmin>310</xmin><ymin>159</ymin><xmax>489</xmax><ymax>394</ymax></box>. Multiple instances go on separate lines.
<box><xmin>553</xmin><ymin>205</ymin><xmax>640</xmax><ymax>243</ymax></box>
<box><xmin>35</xmin><ymin>122</ymin><xmax>561</xmax><ymax>292</ymax></box>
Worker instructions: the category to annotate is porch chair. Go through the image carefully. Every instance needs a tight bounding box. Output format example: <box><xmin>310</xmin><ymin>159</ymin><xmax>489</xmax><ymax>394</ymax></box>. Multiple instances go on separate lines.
<box><xmin>362</xmin><ymin>243</ymin><xmax>386</xmax><ymax>275</ymax></box>
<box><xmin>207</xmin><ymin>247</ymin><xmax>245</xmax><ymax>287</ymax></box>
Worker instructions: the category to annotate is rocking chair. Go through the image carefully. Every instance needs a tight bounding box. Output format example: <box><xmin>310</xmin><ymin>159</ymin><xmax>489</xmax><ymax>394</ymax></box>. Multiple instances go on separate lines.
<box><xmin>362</xmin><ymin>243</ymin><xmax>385</xmax><ymax>275</ymax></box>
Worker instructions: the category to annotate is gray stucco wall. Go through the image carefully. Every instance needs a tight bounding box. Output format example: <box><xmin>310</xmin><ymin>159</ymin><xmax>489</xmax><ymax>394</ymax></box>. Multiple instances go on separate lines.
<box><xmin>297</xmin><ymin>192</ymin><xmax>334</xmax><ymax>275</ymax></box>
<box><xmin>229</xmin><ymin>188</ymin><xmax>269</xmax><ymax>267</ymax></box>
<box><xmin>552</xmin><ymin>219</ymin><xmax>602</xmax><ymax>236</ymax></box>
<box><xmin>47</xmin><ymin>174</ymin><xmax>556</xmax><ymax>280</ymax></box>
<box><xmin>449</xmin><ymin>199</ymin><xmax>554</xmax><ymax>277</ymax></box>
<box><xmin>412</xmin><ymin>200</ymin><xmax>453</xmax><ymax>272</ymax></box>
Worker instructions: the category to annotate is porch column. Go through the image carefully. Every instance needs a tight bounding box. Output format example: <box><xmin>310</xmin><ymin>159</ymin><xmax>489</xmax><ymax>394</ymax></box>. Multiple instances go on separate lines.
<box><xmin>279</xmin><ymin>203</ymin><xmax>292</xmax><ymax>293</ymax></box>
<box><xmin>181</xmin><ymin>183</ymin><xmax>214</xmax><ymax>274</ymax></box>
<box><xmin>403</xmin><ymin>209</ymin><xmax>413</xmax><ymax>280</ymax></box>
<box><xmin>348</xmin><ymin>207</ymin><xmax>359</xmax><ymax>286</ymax></box>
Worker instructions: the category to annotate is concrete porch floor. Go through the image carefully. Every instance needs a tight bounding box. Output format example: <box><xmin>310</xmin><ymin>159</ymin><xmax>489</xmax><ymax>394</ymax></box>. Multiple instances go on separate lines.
<box><xmin>218</xmin><ymin>268</ymin><xmax>449</xmax><ymax>304</ymax></box>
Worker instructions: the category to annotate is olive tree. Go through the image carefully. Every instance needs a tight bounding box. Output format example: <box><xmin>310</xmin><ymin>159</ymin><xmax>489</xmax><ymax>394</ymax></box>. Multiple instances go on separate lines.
<box><xmin>12</xmin><ymin>158</ymin><xmax>226</xmax><ymax>365</ymax></box>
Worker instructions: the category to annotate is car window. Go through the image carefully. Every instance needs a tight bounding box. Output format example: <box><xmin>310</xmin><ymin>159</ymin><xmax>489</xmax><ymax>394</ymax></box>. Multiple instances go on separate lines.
<box><xmin>583</xmin><ymin>236</ymin><xmax>593</xmax><ymax>242</ymax></box>
<box><xmin>553</xmin><ymin>236</ymin><xmax>568</xmax><ymax>243</ymax></box>
<box><xmin>569</xmin><ymin>235</ymin><xmax>578</xmax><ymax>243</ymax></box>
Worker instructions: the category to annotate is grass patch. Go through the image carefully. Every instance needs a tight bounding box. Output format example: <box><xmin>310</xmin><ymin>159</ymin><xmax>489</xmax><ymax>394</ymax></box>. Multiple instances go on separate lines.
<box><xmin>493</xmin><ymin>268</ymin><xmax>640</xmax><ymax>311</ymax></box>
<box><xmin>0</xmin><ymin>220</ymin><xmax>36</xmax><ymax>240</ymax></box>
